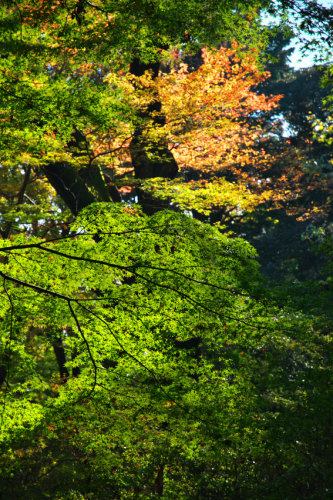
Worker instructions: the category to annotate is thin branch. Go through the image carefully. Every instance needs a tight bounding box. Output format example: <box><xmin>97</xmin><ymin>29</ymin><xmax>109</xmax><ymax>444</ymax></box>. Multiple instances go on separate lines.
<box><xmin>0</xmin><ymin>241</ymin><xmax>253</xmax><ymax>297</ymax></box>
<box><xmin>24</xmin><ymin>193</ymin><xmax>37</xmax><ymax>206</ymax></box>
<box><xmin>0</xmin><ymin>245</ymin><xmax>267</xmax><ymax>330</ymax></box>
<box><xmin>86</xmin><ymin>1</ymin><xmax>105</xmax><ymax>12</ymax></box>
<box><xmin>77</xmin><ymin>301</ymin><xmax>207</xmax><ymax>424</ymax></box>
<box><xmin>0</xmin><ymin>271</ymin><xmax>72</xmax><ymax>301</ymax></box>
<box><xmin>67</xmin><ymin>301</ymin><xmax>97</xmax><ymax>398</ymax></box>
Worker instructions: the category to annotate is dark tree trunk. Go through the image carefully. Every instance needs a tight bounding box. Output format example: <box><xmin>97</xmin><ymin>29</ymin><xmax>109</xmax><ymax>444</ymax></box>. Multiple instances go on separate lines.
<box><xmin>0</xmin><ymin>356</ymin><xmax>9</xmax><ymax>388</ymax></box>
<box><xmin>43</xmin><ymin>161</ymin><xmax>111</xmax><ymax>216</ymax></box>
<box><xmin>129</xmin><ymin>134</ymin><xmax>178</xmax><ymax>180</ymax></box>
<box><xmin>51</xmin><ymin>337</ymin><xmax>70</xmax><ymax>381</ymax></box>
<box><xmin>43</xmin><ymin>128</ymin><xmax>112</xmax><ymax>216</ymax></box>
<box><xmin>129</xmin><ymin>56</ymin><xmax>178</xmax><ymax>181</ymax></box>
<box><xmin>71</xmin><ymin>349</ymin><xmax>81</xmax><ymax>377</ymax></box>
<box><xmin>155</xmin><ymin>465</ymin><xmax>164</xmax><ymax>497</ymax></box>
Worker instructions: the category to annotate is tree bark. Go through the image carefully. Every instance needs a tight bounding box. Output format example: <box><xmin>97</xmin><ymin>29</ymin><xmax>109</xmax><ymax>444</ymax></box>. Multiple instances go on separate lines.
<box><xmin>43</xmin><ymin>128</ymin><xmax>112</xmax><ymax>216</ymax></box>
<box><xmin>129</xmin><ymin>57</ymin><xmax>178</xmax><ymax>181</ymax></box>
<box><xmin>0</xmin><ymin>356</ymin><xmax>9</xmax><ymax>388</ymax></box>
<box><xmin>155</xmin><ymin>465</ymin><xmax>164</xmax><ymax>497</ymax></box>
<box><xmin>51</xmin><ymin>337</ymin><xmax>70</xmax><ymax>381</ymax></box>
<box><xmin>43</xmin><ymin>161</ymin><xmax>111</xmax><ymax>216</ymax></box>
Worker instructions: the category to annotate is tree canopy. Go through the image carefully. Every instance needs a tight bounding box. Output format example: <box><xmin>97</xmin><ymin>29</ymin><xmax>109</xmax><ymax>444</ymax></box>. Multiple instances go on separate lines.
<box><xmin>1</xmin><ymin>1</ymin><xmax>333</xmax><ymax>498</ymax></box>
<box><xmin>1</xmin><ymin>203</ymin><xmax>333</xmax><ymax>499</ymax></box>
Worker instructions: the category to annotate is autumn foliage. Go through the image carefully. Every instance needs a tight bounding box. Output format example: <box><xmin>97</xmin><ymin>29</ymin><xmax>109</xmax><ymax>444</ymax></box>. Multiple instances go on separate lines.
<box><xmin>86</xmin><ymin>45</ymin><xmax>284</xmax><ymax>219</ymax></box>
<box><xmin>157</xmin><ymin>45</ymin><xmax>281</xmax><ymax>174</ymax></box>
<box><xmin>92</xmin><ymin>44</ymin><xmax>281</xmax><ymax>171</ymax></box>
<box><xmin>1</xmin><ymin>38</ymin><xmax>330</xmax><ymax>230</ymax></box>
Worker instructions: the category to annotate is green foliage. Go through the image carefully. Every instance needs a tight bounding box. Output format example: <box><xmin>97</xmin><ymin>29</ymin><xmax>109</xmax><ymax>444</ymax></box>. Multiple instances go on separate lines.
<box><xmin>1</xmin><ymin>1</ymin><xmax>333</xmax><ymax>497</ymax></box>
<box><xmin>0</xmin><ymin>0</ymin><xmax>268</xmax><ymax>66</ymax></box>
<box><xmin>234</xmin><ymin>25</ymin><xmax>333</xmax><ymax>284</ymax></box>
<box><xmin>262</xmin><ymin>25</ymin><xmax>295</xmax><ymax>81</ymax></box>
<box><xmin>0</xmin><ymin>204</ymin><xmax>332</xmax><ymax>498</ymax></box>
<box><xmin>0</xmin><ymin>55</ymin><xmax>137</xmax><ymax>169</ymax></box>
<box><xmin>140</xmin><ymin>177</ymin><xmax>260</xmax><ymax>217</ymax></box>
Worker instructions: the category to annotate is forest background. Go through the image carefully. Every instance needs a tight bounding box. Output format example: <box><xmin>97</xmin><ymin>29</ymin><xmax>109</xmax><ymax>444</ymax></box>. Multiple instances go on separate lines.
<box><xmin>1</xmin><ymin>1</ymin><xmax>333</xmax><ymax>498</ymax></box>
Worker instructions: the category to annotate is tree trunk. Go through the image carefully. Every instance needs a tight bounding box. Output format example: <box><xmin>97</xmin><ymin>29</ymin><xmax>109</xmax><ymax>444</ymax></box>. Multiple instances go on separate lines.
<box><xmin>43</xmin><ymin>128</ymin><xmax>112</xmax><ymax>216</ymax></box>
<box><xmin>51</xmin><ymin>337</ymin><xmax>70</xmax><ymax>381</ymax></box>
<box><xmin>43</xmin><ymin>162</ymin><xmax>111</xmax><ymax>216</ymax></box>
<box><xmin>0</xmin><ymin>356</ymin><xmax>9</xmax><ymax>388</ymax></box>
<box><xmin>129</xmin><ymin>57</ymin><xmax>178</xmax><ymax>181</ymax></box>
<box><xmin>155</xmin><ymin>465</ymin><xmax>164</xmax><ymax>497</ymax></box>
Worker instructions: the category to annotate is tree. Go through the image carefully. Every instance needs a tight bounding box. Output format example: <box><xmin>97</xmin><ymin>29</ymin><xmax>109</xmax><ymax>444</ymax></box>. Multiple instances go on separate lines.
<box><xmin>1</xmin><ymin>1</ymin><xmax>333</xmax><ymax>498</ymax></box>
<box><xmin>89</xmin><ymin>44</ymin><xmax>283</xmax><ymax>219</ymax></box>
<box><xmin>241</xmin><ymin>26</ymin><xmax>333</xmax><ymax>283</ymax></box>
<box><xmin>0</xmin><ymin>0</ymin><xmax>271</xmax><ymax>214</ymax></box>
<box><xmin>134</xmin><ymin>43</ymin><xmax>333</xmax><ymax>256</ymax></box>
<box><xmin>1</xmin><ymin>203</ymin><xmax>333</xmax><ymax>499</ymax></box>
<box><xmin>2</xmin><ymin>0</ymin><xmax>333</xmax><ymax>219</ymax></box>
<box><xmin>0</xmin><ymin>4</ymin><xmax>285</xmax><ymax>389</ymax></box>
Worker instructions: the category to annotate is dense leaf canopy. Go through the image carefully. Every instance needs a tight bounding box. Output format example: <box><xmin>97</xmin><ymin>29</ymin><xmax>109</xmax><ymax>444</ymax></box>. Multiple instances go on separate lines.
<box><xmin>0</xmin><ymin>204</ymin><xmax>332</xmax><ymax>498</ymax></box>
<box><xmin>1</xmin><ymin>1</ymin><xmax>333</xmax><ymax>498</ymax></box>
